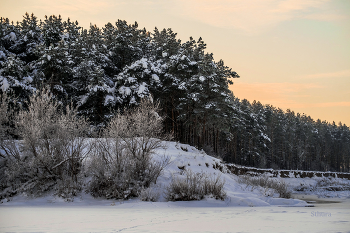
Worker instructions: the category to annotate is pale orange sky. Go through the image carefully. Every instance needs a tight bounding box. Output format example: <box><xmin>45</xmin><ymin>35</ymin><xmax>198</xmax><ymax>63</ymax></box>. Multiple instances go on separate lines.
<box><xmin>1</xmin><ymin>0</ymin><xmax>349</xmax><ymax>125</ymax></box>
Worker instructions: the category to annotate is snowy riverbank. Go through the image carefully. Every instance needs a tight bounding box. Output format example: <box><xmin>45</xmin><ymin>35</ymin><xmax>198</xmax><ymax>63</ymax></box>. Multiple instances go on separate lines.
<box><xmin>1</xmin><ymin>141</ymin><xmax>350</xmax><ymax>232</ymax></box>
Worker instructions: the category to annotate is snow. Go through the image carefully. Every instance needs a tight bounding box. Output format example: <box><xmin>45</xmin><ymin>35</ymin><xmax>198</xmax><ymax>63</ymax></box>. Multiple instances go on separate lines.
<box><xmin>129</xmin><ymin>96</ymin><xmax>136</xmax><ymax>104</ymax></box>
<box><xmin>104</xmin><ymin>95</ymin><xmax>115</xmax><ymax>106</ymax></box>
<box><xmin>178</xmin><ymin>82</ymin><xmax>186</xmax><ymax>90</ymax></box>
<box><xmin>0</xmin><ymin>50</ymin><xmax>5</xmax><ymax>59</ymax></box>
<box><xmin>23</xmin><ymin>76</ymin><xmax>33</xmax><ymax>83</ymax></box>
<box><xmin>130</xmin><ymin>58</ymin><xmax>149</xmax><ymax>69</ymax></box>
<box><xmin>8</xmin><ymin>32</ymin><xmax>16</xmax><ymax>41</ymax></box>
<box><xmin>1</xmin><ymin>141</ymin><xmax>350</xmax><ymax>232</ymax></box>
<box><xmin>261</xmin><ymin>132</ymin><xmax>271</xmax><ymax>141</ymax></box>
<box><xmin>119</xmin><ymin>86</ymin><xmax>132</xmax><ymax>96</ymax></box>
<box><xmin>78</xmin><ymin>95</ymin><xmax>89</xmax><ymax>106</ymax></box>
<box><xmin>0</xmin><ymin>77</ymin><xmax>9</xmax><ymax>91</ymax></box>
<box><xmin>152</xmin><ymin>74</ymin><xmax>160</xmax><ymax>81</ymax></box>
<box><xmin>1</xmin><ymin>198</ymin><xmax>349</xmax><ymax>232</ymax></box>
<box><xmin>137</xmin><ymin>82</ymin><xmax>147</xmax><ymax>96</ymax></box>
<box><xmin>127</xmin><ymin>76</ymin><xmax>136</xmax><ymax>83</ymax></box>
<box><xmin>284</xmin><ymin>177</ymin><xmax>350</xmax><ymax>199</ymax></box>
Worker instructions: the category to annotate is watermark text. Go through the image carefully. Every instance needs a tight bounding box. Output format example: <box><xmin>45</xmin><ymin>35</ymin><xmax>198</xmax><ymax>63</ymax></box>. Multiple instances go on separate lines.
<box><xmin>311</xmin><ymin>211</ymin><xmax>331</xmax><ymax>217</ymax></box>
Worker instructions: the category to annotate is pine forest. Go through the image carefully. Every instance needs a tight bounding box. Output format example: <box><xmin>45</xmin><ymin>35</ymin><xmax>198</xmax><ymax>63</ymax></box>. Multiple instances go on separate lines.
<box><xmin>1</xmin><ymin>13</ymin><xmax>349</xmax><ymax>172</ymax></box>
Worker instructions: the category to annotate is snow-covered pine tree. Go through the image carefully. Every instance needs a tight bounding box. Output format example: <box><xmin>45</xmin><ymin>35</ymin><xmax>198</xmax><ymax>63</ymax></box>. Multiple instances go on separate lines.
<box><xmin>107</xmin><ymin>20</ymin><xmax>145</xmax><ymax>73</ymax></box>
<box><xmin>0</xmin><ymin>17</ymin><xmax>19</xmax><ymax>56</ymax></box>
<box><xmin>148</xmin><ymin>28</ymin><xmax>183</xmax><ymax>136</ymax></box>
<box><xmin>41</xmin><ymin>15</ymin><xmax>64</xmax><ymax>47</ymax></box>
<box><xmin>0</xmin><ymin>53</ymin><xmax>34</xmax><ymax>107</ymax></box>
<box><xmin>16</xmin><ymin>13</ymin><xmax>42</xmax><ymax>64</ymax></box>
<box><xmin>28</xmin><ymin>15</ymin><xmax>79</xmax><ymax>104</ymax></box>
<box><xmin>72</xmin><ymin>24</ymin><xmax>114</xmax><ymax>126</ymax></box>
<box><xmin>175</xmin><ymin>37</ymin><xmax>238</xmax><ymax>150</ymax></box>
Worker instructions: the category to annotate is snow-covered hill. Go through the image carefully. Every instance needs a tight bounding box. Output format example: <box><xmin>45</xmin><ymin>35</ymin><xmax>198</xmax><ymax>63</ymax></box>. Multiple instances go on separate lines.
<box><xmin>1</xmin><ymin>141</ymin><xmax>312</xmax><ymax>207</ymax></box>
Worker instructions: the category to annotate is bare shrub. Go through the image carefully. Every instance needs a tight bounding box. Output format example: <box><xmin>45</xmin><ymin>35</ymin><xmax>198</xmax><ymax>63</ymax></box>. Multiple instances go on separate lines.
<box><xmin>87</xmin><ymin>99</ymin><xmax>171</xmax><ymax>199</ymax></box>
<box><xmin>272</xmin><ymin>180</ymin><xmax>291</xmax><ymax>198</ymax></box>
<box><xmin>165</xmin><ymin>170</ymin><xmax>226</xmax><ymax>201</ymax></box>
<box><xmin>237</xmin><ymin>174</ymin><xmax>291</xmax><ymax>198</ymax></box>
<box><xmin>2</xmin><ymin>87</ymin><xmax>90</xmax><ymax>198</ymax></box>
<box><xmin>314</xmin><ymin>177</ymin><xmax>350</xmax><ymax>191</ymax></box>
<box><xmin>202</xmin><ymin>173</ymin><xmax>226</xmax><ymax>199</ymax></box>
<box><xmin>139</xmin><ymin>186</ymin><xmax>161</xmax><ymax>202</ymax></box>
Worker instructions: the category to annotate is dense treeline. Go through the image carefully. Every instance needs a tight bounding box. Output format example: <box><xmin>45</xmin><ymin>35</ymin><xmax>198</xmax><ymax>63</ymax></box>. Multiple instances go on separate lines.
<box><xmin>225</xmin><ymin>100</ymin><xmax>350</xmax><ymax>172</ymax></box>
<box><xmin>1</xmin><ymin>13</ymin><xmax>349</xmax><ymax>172</ymax></box>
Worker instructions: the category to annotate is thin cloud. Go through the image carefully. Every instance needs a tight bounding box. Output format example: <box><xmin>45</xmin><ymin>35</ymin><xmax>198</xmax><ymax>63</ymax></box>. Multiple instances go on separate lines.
<box><xmin>271</xmin><ymin>0</ymin><xmax>329</xmax><ymax>13</ymax></box>
<box><xmin>298</xmin><ymin>70</ymin><xmax>350</xmax><ymax>79</ymax></box>
<box><xmin>303</xmin><ymin>13</ymin><xmax>349</xmax><ymax>21</ymax></box>
<box><xmin>27</xmin><ymin>0</ymin><xmax>113</xmax><ymax>17</ymax></box>
<box><xmin>314</xmin><ymin>102</ymin><xmax>350</xmax><ymax>107</ymax></box>
<box><xmin>174</xmin><ymin>0</ymin><xmax>344</xmax><ymax>33</ymax></box>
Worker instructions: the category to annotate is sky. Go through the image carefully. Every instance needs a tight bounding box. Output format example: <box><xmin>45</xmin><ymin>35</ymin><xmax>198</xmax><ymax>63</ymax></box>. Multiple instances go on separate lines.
<box><xmin>1</xmin><ymin>0</ymin><xmax>349</xmax><ymax>125</ymax></box>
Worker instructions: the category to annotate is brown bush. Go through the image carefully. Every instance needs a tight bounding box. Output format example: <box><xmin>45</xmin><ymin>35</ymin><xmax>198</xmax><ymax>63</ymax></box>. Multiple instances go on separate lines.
<box><xmin>165</xmin><ymin>170</ymin><xmax>226</xmax><ymax>201</ymax></box>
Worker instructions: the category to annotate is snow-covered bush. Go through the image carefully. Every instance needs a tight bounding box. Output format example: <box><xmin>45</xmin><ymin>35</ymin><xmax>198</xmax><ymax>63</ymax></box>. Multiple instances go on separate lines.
<box><xmin>165</xmin><ymin>170</ymin><xmax>226</xmax><ymax>201</ymax></box>
<box><xmin>237</xmin><ymin>174</ymin><xmax>291</xmax><ymax>198</ymax></box>
<box><xmin>86</xmin><ymin>99</ymin><xmax>171</xmax><ymax>199</ymax></box>
<box><xmin>291</xmin><ymin>177</ymin><xmax>350</xmax><ymax>198</ymax></box>
<box><xmin>314</xmin><ymin>177</ymin><xmax>350</xmax><ymax>191</ymax></box>
<box><xmin>2</xmin><ymin>87</ymin><xmax>90</xmax><ymax>199</ymax></box>
<box><xmin>139</xmin><ymin>186</ymin><xmax>161</xmax><ymax>202</ymax></box>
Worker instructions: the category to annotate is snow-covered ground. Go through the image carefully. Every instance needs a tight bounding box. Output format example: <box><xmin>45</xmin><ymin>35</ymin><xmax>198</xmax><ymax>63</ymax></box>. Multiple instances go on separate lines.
<box><xmin>1</xmin><ymin>141</ymin><xmax>350</xmax><ymax>232</ymax></box>
<box><xmin>1</xmin><ymin>200</ymin><xmax>350</xmax><ymax>232</ymax></box>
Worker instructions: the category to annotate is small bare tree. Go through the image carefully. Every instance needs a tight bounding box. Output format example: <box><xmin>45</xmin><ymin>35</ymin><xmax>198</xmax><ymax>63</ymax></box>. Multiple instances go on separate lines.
<box><xmin>6</xmin><ymin>87</ymin><xmax>91</xmax><ymax>198</ymax></box>
<box><xmin>87</xmin><ymin>98</ymin><xmax>171</xmax><ymax>199</ymax></box>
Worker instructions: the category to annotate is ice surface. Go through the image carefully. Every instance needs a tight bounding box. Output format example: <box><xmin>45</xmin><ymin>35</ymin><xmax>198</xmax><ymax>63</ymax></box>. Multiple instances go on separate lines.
<box><xmin>1</xmin><ymin>200</ymin><xmax>349</xmax><ymax>232</ymax></box>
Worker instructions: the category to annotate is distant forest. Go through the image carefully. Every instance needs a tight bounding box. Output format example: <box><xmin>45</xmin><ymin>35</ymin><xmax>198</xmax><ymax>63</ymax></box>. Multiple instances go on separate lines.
<box><xmin>1</xmin><ymin>13</ymin><xmax>349</xmax><ymax>172</ymax></box>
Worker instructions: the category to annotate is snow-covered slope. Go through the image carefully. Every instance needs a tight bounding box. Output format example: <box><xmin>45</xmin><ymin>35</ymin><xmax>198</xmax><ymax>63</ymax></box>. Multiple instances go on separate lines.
<box><xmin>1</xmin><ymin>141</ymin><xmax>309</xmax><ymax>207</ymax></box>
<box><xmin>152</xmin><ymin>141</ymin><xmax>308</xmax><ymax>207</ymax></box>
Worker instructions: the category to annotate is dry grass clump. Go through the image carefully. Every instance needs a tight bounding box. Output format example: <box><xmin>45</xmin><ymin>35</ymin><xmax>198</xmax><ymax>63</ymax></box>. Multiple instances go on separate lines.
<box><xmin>237</xmin><ymin>174</ymin><xmax>291</xmax><ymax>198</ymax></box>
<box><xmin>165</xmin><ymin>170</ymin><xmax>226</xmax><ymax>201</ymax></box>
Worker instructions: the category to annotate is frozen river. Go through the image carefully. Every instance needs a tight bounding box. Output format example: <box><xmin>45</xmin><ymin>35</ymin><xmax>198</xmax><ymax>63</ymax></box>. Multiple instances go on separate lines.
<box><xmin>1</xmin><ymin>198</ymin><xmax>349</xmax><ymax>233</ymax></box>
